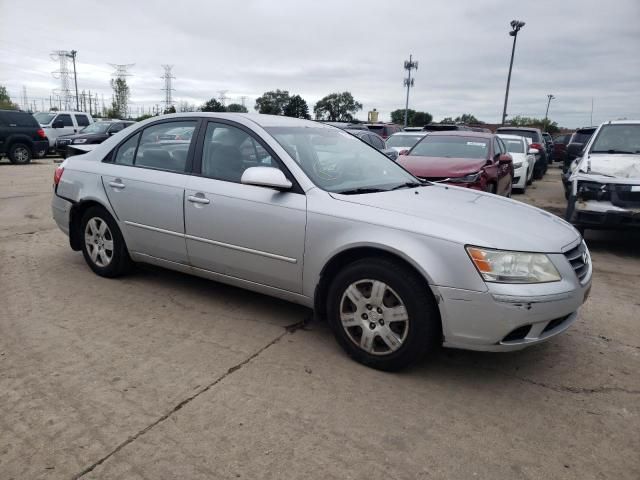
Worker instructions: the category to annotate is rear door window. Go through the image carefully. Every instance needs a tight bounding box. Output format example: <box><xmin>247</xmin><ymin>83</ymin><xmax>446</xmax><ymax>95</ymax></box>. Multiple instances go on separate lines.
<box><xmin>57</xmin><ymin>114</ymin><xmax>73</xmax><ymax>127</ymax></box>
<box><xmin>134</xmin><ymin>121</ymin><xmax>197</xmax><ymax>173</ymax></box>
<box><xmin>1</xmin><ymin>112</ymin><xmax>38</xmax><ymax>127</ymax></box>
<box><xmin>370</xmin><ymin>134</ymin><xmax>385</xmax><ymax>150</ymax></box>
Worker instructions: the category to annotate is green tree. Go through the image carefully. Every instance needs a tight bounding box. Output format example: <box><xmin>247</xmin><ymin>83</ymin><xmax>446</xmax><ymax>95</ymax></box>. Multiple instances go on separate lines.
<box><xmin>0</xmin><ymin>86</ymin><xmax>18</xmax><ymax>110</ymax></box>
<box><xmin>455</xmin><ymin>113</ymin><xmax>483</xmax><ymax>124</ymax></box>
<box><xmin>163</xmin><ymin>105</ymin><xmax>176</xmax><ymax>114</ymax></box>
<box><xmin>390</xmin><ymin>109</ymin><xmax>415</xmax><ymax>125</ymax></box>
<box><xmin>135</xmin><ymin>114</ymin><xmax>154</xmax><ymax>122</ymax></box>
<box><xmin>313</xmin><ymin>92</ymin><xmax>363</xmax><ymax>121</ymax></box>
<box><xmin>109</xmin><ymin>78</ymin><xmax>130</xmax><ymax>119</ymax></box>
<box><xmin>410</xmin><ymin>111</ymin><xmax>433</xmax><ymax>127</ymax></box>
<box><xmin>227</xmin><ymin>103</ymin><xmax>248</xmax><ymax>113</ymax></box>
<box><xmin>283</xmin><ymin>95</ymin><xmax>310</xmax><ymax>119</ymax></box>
<box><xmin>509</xmin><ymin>115</ymin><xmax>560</xmax><ymax>134</ymax></box>
<box><xmin>200</xmin><ymin>98</ymin><xmax>227</xmax><ymax>112</ymax></box>
<box><xmin>254</xmin><ymin>89</ymin><xmax>290</xmax><ymax>115</ymax></box>
<box><xmin>440</xmin><ymin>117</ymin><xmax>455</xmax><ymax>124</ymax></box>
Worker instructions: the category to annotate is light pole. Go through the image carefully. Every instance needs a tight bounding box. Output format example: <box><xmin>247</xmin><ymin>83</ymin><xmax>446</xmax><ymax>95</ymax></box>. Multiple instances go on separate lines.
<box><xmin>544</xmin><ymin>94</ymin><xmax>555</xmax><ymax>124</ymax></box>
<box><xmin>501</xmin><ymin>20</ymin><xmax>525</xmax><ymax>125</ymax></box>
<box><xmin>67</xmin><ymin>50</ymin><xmax>80</xmax><ymax>111</ymax></box>
<box><xmin>403</xmin><ymin>55</ymin><xmax>418</xmax><ymax>128</ymax></box>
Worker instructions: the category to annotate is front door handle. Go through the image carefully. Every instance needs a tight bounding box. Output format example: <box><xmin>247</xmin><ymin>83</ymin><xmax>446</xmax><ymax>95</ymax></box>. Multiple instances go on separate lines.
<box><xmin>109</xmin><ymin>179</ymin><xmax>125</xmax><ymax>189</ymax></box>
<box><xmin>187</xmin><ymin>194</ymin><xmax>210</xmax><ymax>205</ymax></box>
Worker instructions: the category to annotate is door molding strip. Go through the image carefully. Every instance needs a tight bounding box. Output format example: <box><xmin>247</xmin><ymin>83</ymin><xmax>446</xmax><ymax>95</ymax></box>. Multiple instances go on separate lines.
<box><xmin>124</xmin><ymin>220</ymin><xmax>297</xmax><ymax>264</ymax></box>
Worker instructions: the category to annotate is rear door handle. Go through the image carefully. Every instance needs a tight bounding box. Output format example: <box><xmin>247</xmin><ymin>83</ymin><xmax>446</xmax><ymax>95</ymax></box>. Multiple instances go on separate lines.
<box><xmin>187</xmin><ymin>194</ymin><xmax>210</xmax><ymax>205</ymax></box>
<box><xmin>109</xmin><ymin>179</ymin><xmax>125</xmax><ymax>189</ymax></box>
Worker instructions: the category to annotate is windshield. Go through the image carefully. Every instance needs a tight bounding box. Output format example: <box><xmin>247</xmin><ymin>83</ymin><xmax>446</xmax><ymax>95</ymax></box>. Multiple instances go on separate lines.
<box><xmin>501</xmin><ymin>138</ymin><xmax>525</xmax><ymax>153</ymax></box>
<box><xmin>265</xmin><ymin>126</ymin><xmax>418</xmax><ymax>193</ymax></box>
<box><xmin>386</xmin><ymin>134</ymin><xmax>424</xmax><ymax>148</ymax></box>
<box><xmin>81</xmin><ymin>122</ymin><xmax>111</xmax><ymax>134</ymax></box>
<box><xmin>572</xmin><ymin>131</ymin><xmax>595</xmax><ymax>144</ymax></box>
<box><xmin>590</xmin><ymin>124</ymin><xmax>640</xmax><ymax>154</ymax></box>
<box><xmin>34</xmin><ymin>112</ymin><xmax>57</xmax><ymax>125</ymax></box>
<box><xmin>410</xmin><ymin>136</ymin><xmax>489</xmax><ymax>159</ymax></box>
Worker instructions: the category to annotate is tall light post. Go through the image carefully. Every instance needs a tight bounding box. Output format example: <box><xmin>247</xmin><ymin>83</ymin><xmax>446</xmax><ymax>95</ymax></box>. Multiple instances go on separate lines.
<box><xmin>501</xmin><ymin>20</ymin><xmax>525</xmax><ymax>125</ymax></box>
<box><xmin>403</xmin><ymin>54</ymin><xmax>418</xmax><ymax>128</ymax></box>
<box><xmin>67</xmin><ymin>50</ymin><xmax>79</xmax><ymax>111</ymax></box>
<box><xmin>544</xmin><ymin>94</ymin><xmax>555</xmax><ymax>124</ymax></box>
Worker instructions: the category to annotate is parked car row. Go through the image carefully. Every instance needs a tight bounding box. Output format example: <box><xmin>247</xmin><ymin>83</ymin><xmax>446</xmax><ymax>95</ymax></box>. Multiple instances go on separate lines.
<box><xmin>0</xmin><ymin>109</ymin><xmax>49</xmax><ymax>164</ymax></box>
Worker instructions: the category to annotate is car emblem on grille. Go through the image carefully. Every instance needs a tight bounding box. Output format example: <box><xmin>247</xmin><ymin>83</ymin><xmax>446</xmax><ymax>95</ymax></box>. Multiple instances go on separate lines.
<box><xmin>581</xmin><ymin>251</ymin><xmax>588</xmax><ymax>265</ymax></box>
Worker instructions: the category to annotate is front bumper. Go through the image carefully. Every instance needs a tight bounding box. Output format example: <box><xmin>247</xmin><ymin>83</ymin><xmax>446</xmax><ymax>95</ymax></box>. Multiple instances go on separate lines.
<box><xmin>433</xmin><ymin>243</ymin><xmax>592</xmax><ymax>352</ymax></box>
<box><xmin>572</xmin><ymin>200</ymin><xmax>640</xmax><ymax>228</ymax></box>
<box><xmin>512</xmin><ymin>165</ymin><xmax>527</xmax><ymax>189</ymax></box>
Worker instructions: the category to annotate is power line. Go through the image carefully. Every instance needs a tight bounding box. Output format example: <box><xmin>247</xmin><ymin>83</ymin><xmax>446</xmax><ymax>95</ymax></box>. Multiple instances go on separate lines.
<box><xmin>161</xmin><ymin>65</ymin><xmax>175</xmax><ymax>111</ymax></box>
<box><xmin>218</xmin><ymin>90</ymin><xmax>229</xmax><ymax>106</ymax></box>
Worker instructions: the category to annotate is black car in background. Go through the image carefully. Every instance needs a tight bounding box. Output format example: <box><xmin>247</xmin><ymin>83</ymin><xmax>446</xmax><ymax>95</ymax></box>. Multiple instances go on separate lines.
<box><xmin>0</xmin><ymin>109</ymin><xmax>49</xmax><ymax>164</ymax></box>
<box><xmin>346</xmin><ymin>128</ymin><xmax>399</xmax><ymax>160</ymax></box>
<box><xmin>55</xmin><ymin>120</ymin><xmax>134</xmax><ymax>157</ymax></box>
<box><xmin>553</xmin><ymin>132</ymin><xmax>572</xmax><ymax>163</ymax></box>
<box><xmin>496</xmin><ymin>126</ymin><xmax>548</xmax><ymax>179</ymax></box>
<box><xmin>564</xmin><ymin>126</ymin><xmax>597</xmax><ymax>173</ymax></box>
<box><xmin>542</xmin><ymin>132</ymin><xmax>554</xmax><ymax>160</ymax></box>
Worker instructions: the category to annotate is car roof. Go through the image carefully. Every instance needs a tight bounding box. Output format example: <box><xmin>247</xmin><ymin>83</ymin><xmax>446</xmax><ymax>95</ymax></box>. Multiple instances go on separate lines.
<box><xmin>426</xmin><ymin>130</ymin><xmax>493</xmax><ymax>139</ymax></box>
<box><xmin>496</xmin><ymin>126</ymin><xmax>540</xmax><ymax>132</ymax></box>
<box><xmin>156</xmin><ymin>112</ymin><xmax>332</xmax><ymax>129</ymax></box>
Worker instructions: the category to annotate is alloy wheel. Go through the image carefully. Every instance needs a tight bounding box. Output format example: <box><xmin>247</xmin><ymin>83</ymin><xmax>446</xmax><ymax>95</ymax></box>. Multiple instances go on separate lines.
<box><xmin>14</xmin><ymin>146</ymin><xmax>29</xmax><ymax>163</ymax></box>
<box><xmin>339</xmin><ymin>279</ymin><xmax>409</xmax><ymax>355</ymax></box>
<box><xmin>84</xmin><ymin>217</ymin><xmax>114</xmax><ymax>267</ymax></box>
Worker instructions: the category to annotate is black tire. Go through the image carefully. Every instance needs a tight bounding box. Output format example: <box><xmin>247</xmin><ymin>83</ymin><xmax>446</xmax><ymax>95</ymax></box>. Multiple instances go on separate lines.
<box><xmin>327</xmin><ymin>257</ymin><xmax>441</xmax><ymax>371</ymax></box>
<box><xmin>80</xmin><ymin>206</ymin><xmax>132</xmax><ymax>278</ymax></box>
<box><xmin>487</xmin><ymin>183</ymin><xmax>497</xmax><ymax>195</ymax></box>
<box><xmin>8</xmin><ymin>143</ymin><xmax>32</xmax><ymax>164</ymax></box>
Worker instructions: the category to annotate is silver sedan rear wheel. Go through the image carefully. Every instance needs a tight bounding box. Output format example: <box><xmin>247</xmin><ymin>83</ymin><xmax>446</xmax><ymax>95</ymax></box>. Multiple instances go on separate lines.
<box><xmin>84</xmin><ymin>217</ymin><xmax>114</xmax><ymax>267</ymax></box>
<box><xmin>339</xmin><ymin>279</ymin><xmax>409</xmax><ymax>356</ymax></box>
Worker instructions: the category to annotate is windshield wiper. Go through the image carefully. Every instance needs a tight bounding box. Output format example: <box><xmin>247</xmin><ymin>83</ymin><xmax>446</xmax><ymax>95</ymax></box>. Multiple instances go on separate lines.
<box><xmin>336</xmin><ymin>187</ymin><xmax>387</xmax><ymax>195</ymax></box>
<box><xmin>389</xmin><ymin>181</ymin><xmax>425</xmax><ymax>190</ymax></box>
<box><xmin>591</xmin><ymin>149</ymin><xmax>637</xmax><ymax>154</ymax></box>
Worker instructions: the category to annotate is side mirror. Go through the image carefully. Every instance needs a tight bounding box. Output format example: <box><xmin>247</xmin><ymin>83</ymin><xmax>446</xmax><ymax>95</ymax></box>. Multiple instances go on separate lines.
<box><xmin>528</xmin><ymin>148</ymin><xmax>539</xmax><ymax>155</ymax></box>
<box><xmin>567</xmin><ymin>142</ymin><xmax>584</xmax><ymax>160</ymax></box>
<box><xmin>399</xmin><ymin>149</ymin><xmax>409</xmax><ymax>156</ymax></box>
<box><xmin>52</xmin><ymin>120</ymin><xmax>64</xmax><ymax>129</ymax></box>
<box><xmin>241</xmin><ymin>166</ymin><xmax>292</xmax><ymax>190</ymax></box>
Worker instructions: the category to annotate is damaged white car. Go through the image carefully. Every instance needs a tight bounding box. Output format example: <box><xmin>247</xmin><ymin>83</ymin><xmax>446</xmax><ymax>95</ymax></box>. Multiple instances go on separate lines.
<box><xmin>566</xmin><ymin>120</ymin><xmax>640</xmax><ymax>231</ymax></box>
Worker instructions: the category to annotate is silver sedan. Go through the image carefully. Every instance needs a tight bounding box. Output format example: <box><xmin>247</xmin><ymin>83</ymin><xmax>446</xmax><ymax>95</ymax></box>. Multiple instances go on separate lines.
<box><xmin>52</xmin><ymin>113</ymin><xmax>592</xmax><ymax>370</ymax></box>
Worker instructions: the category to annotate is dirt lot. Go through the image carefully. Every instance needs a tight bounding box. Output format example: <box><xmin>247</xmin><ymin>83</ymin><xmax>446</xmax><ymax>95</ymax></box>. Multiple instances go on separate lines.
<box><xmin>1</xmin><ymin>159</ymin><xmax>639</xmax><ymax>479</ymax></box>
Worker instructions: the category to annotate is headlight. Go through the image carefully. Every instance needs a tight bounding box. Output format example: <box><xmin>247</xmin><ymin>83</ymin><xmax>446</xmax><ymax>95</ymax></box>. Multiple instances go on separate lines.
<box><xmin>466</xmin><ymin>246</ymin><xmax>561</xmax><ymax>283</ymax></box>
<box><xmin>73</xmin><ymin>138</ymin><xmax>87</xmax><ymax>144</ymax></box>
<box><xmin>449</xmin><ymin>172</ymin><xmax>481</xmax><ymax>183</ymax></box>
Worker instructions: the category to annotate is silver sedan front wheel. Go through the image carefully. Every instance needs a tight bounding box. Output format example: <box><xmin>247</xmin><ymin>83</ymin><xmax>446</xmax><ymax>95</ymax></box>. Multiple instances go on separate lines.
<box><xmin>340</xmin><ymin>279</ymin><xmax>409</xmax><ymax>356</ymax></box>
<box><xmin>84</xmin><ymin>217</ymin><xmax>114</xmax><ymax>267</ymax></box>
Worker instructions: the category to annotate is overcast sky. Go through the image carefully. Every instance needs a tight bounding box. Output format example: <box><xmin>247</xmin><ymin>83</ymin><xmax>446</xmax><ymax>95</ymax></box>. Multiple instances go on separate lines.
<box><xmin>1</xmin><ymin>0</ymin><xmax>639</xmax><ymax>127</ymax></box>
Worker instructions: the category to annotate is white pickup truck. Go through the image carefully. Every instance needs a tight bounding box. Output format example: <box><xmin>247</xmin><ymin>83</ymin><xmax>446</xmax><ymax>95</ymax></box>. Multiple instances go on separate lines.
<box><xmin>565</xmin><ymin>120</ymin><xmax>640</xmax><ymax>232</ymax></box>
<box><xmin>33</xmin><ymin>111</ymin><xmax>94</xmax><ymax>153</ymax></box>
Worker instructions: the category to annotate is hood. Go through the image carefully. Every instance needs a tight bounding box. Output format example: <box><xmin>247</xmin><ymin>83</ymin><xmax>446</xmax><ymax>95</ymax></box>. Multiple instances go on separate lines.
<box><xmin>330</xmin><ymin>185</ymin><xmax>580</xmax><ymax>253</ymax></box>
<box><xmin>577</xmin><ymin>153</ymin><xmax>640</xmax><ymax>179</ymax></box>
<box><xmin>398</xmin><ymin>155</ymin><xmax>488</xmax><ymax>178</ymax></box>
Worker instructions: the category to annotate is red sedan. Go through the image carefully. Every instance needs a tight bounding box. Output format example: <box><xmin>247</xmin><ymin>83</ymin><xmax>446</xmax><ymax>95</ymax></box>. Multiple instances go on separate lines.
<box><xmin>397</xmin><ymin>131</ymin><xmax>514</xmax><ymax>196</ymax></box>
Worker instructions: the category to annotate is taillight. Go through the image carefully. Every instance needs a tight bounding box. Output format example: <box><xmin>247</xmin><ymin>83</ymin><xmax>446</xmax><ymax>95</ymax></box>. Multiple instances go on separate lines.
<box><xmin>530</xmin><ymin>142</ymin><xmax>543</xmax><ymax>151</ymax></box>
<box><xmin>37</xmin><ymin>128</ymin><xmax>46</xmax><ymax>139</ymax></box>
<box><xmin>53</xmin><ymin>165</ymin><xmax>64</xmax><ymax>187</ymax></box>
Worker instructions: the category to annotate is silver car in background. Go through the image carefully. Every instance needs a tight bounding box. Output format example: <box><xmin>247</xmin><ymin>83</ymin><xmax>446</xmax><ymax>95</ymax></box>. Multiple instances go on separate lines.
<box><xmin>52</xmin><ymin>113</ymin><xmax>592</xmax><ymax>370</ymax></box>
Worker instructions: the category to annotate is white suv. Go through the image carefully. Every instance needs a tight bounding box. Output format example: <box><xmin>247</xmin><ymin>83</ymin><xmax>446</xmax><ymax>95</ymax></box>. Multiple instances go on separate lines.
<box><xmin>34</xmin><ymin>111</ymin><xmax>94</xmax><ymax>152</ymax></box>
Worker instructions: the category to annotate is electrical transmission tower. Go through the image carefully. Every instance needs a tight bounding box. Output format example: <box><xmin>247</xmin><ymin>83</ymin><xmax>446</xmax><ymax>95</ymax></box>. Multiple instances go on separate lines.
<box><xmin>109</xmin><ymin>63</ymin><xmax>134</xmax><ymax>118</ymax></box>
<box><xmin>109</xmin><ymin>63</ymin><xmax>134</xmax><ymax>80</ymax></box>
<box><xmin>21</xmin><ymin>86</ymin><xmax>28</xmax><ymax>111</ymax></box>
<box><xmin>51</xmin><ymin>50</ymin><xmax>74</xmax><ymax>110</ymax></box>
<box><xmin>240</xmin><ymin>96</ymin><xmax>247</xmax><ymax>108</ymax></box>
<box><xmin>218</xmin><ymin>90</ymin><xmax>229</xmax><ymax>106</ymax></box>
<box><xmin>161</xmin><ymin>65</ymin><xmax>175</xmax><ymax>111</ymax></box>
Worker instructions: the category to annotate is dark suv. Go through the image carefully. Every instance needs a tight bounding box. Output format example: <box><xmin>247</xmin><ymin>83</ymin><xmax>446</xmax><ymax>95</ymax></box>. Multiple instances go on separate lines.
<box><xmin>496</xmin><ymin>126</ymin><xmax>548</xmax><ymax>179</ymax></box>
<box><xmin>0</xmin><ymin>110</ymin><xmax>49</xmax><ymax>164</ymax></box>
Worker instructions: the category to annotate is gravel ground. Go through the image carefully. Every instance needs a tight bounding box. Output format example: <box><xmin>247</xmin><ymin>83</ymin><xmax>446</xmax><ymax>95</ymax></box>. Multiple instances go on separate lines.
<box><xmin>1</xmin><ymin>159</ymin><xmax>638</xmax><ymax>479</ymax></box>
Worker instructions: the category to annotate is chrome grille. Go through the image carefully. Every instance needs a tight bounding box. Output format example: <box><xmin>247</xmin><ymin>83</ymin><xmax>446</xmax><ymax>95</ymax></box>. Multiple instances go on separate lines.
<box><xmin>564</xmin><ymin>241</ymin><xmax>590</xmax><ymax>283</ymax></box>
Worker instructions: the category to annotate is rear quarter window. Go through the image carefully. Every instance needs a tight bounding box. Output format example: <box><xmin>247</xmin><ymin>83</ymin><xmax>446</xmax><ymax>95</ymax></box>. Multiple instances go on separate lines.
<box><xmin>0</xmin><ymin>111</ymin><xmax>39</xmax><ymax>127</ymax></box>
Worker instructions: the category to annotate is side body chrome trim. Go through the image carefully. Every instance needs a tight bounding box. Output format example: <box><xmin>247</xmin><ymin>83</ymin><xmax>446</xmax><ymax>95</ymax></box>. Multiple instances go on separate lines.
<box><xmin>124</xmin><ymin>220</ymin><xmax>297</xmax><ymax>264</ymax></box>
